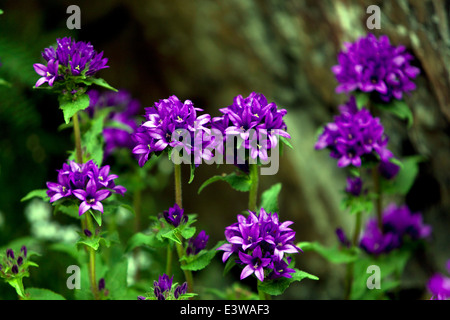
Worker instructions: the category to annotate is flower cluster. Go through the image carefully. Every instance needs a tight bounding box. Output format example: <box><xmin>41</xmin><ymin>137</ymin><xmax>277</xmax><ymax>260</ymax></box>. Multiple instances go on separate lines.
<box><xmin>427</xmin><ymin>260</ymin><xmax>450</xmax><ymax>300</ymax></box>
<box><xmin>186</xmin><ymin>230</ymin><xmax>209</xmax><ymax>256</ymax></box>
<box><xmin>213</xmin><ymin>92</ymin><xmax>291</xmax><ymax>163</ymax></box>
<box><xmin>358</xmin><ymin>203</ymin><xmax>431</xmax><ymax>255</ymax></box>
<box><xmin>315</xmin><ymin>96</ymin><xmax>393</xmax><ymax>167</ymax></box>
<box><xmin>33</xmin><ymin>37</ymin><xmax>108</xmax><ymax>88</ymax></box>
<box><xmin>86</xmin><ymin>89</ymin><xmax>140</xmax><ymax>158</ymax></box>
<box><xmin>332</xmin><ymin>33</ymin><xmax>420</xmax><ymax>102</ymax></box>
<box><xmin>0</xmin><ymin>246</ymin><xmax>29</xmax><ymax>278</ymax></box>
<box><xmin>132</xmin><ymin>95</ymin><xmax>210</xmax><ymax>167</ymax></box>
<box><xmin>217</xmin><ymin>208</ymin><xmax>300</xmax><ymax>282</ymax></box>
<box><xmin>46</xmin><ymin>160</ymin><xmax>126</xmax><ymax>216</ymax></box>
<box><xmin>138</xmin><ymin>274</ymin><xmax>188</xmax><ymax>300</ymax></box>
<box><xmin>33</xmin><ymin>37</ymin><xmax>108</xmax><ymax>87</ymax></box>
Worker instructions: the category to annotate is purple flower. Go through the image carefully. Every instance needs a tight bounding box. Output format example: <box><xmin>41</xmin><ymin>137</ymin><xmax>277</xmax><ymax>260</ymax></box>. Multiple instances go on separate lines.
<box><xmin>332</xmin><ymin>33</ymin><xmax>420</xmax><ymax>102</ymax></box>
<box><xmin>46</xmin><ymin>160</ymin><xmax>126</xmax><ymax>217</ymax></box>
<box><xmin>378</xmin><ymin>159</ymin><xmax>400</xmax><ymax>180</ymax></box>
<box><xmin>6</xmin><ymin>249</ymin><xmax>14</xmax><ymax>260</ymax></box>
<box><xmin>359</xmin><ymin>203</ymin><xmax>431</xmax><ymax>255</ymax></box>
<box><xmin>217</xmin><ymin>207</ymin><xmax>300</xmax><ymax>282</ymax></box>
<box><xmin>98</xmin><ymin>278</ymin><xmax>105</xmax><ymax>291</ymax></box>
<box><xmin>216</xmin><ymin>92</ymin><xmax>290</xmax><ymax>163</ymax></box>
<box><xmin>315</xmin><ymin>96</ymin><xmax>393</xmax><ymax>167</ymax></box>
<box><xmin>239</xmin><ymin>246</ymin><xmax>271</xmax><ymax>282</ymax></box>
<box><xmin>34</xmin><ymin>37</ymin><xmax>109</xmax><ymax>88</ymax></box>
<box><xmin>163</xmin><ymin>203</ymin><xmax>188</xmax><ymax>227</ymax></box>
<box><xmin>174</xmin><ymin>282</ymin><xmax>187</xmax><ymax>299</ymax></box>
<box><xmin>186</xmin><ymin>230</ymin><xmax>209</xmax><ymax>256</ymax></box>
<box><xmin>131</xmin><ymin>95</ymin><xmax>210</xmax><ymax>167</ymax></box>
<box><xmin>427</xmin><ymin>260</ymin><xmax>450</xmax><ymax>300</ymax></box>
<box><xmin>73</xmin><ymin>178</ymin><xmax>111</xmax><ymax>216</ymax></box>
<box><xmin>33</xmin><ymin>59</ymin><xmax>59</xmax><ymax>87</ymax></box>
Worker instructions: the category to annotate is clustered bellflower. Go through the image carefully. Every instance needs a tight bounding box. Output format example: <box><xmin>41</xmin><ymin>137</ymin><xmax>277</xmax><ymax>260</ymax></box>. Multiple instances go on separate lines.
<box><xmin>138</xmin><ymin>274</ymin><xmax>188</xmax><ymax>300</ymax></box>
<box><xmin>427</xmin><ymin>260</ymin><xmax>450</xmax><ymax>300</ymax></box>
<box><xmin>315</xmin><ymin>96</ymin><xmax>393</xmax><ymax>168</ymax></box>
<box><xmin>212</xmin><ymin>92</ymin><xmax>291</xmax><ymax>164</ymax></box>
<box><xmin>131</xmin><ymin>95</ymin><xmax>211</xmax><ymax>167</ymax></box>
<box><xmin>186</xmin><ymin>230</ymin><xmax>209</xmax><ymax>256</ymax></box>
<box><xmin>332</xmin><ymin>33</ymin><xmax>420</xmax><ymax>102</ymax></box>
<box><xmin>162</xmin><ymin>203</ymin><xmax>188</xmax><ymax>228</ymax></box>
<box><xmin>46</xmin><ymin>160</ymin><xmax>126</xmax><ymax>216</ymax></box>
<box><xmin>86</xmin><ymin>89</ymin><xmax>140</xmax><ymax>158</ymax></box>
<box><xmin>358</xmin><ymin>203</ymin><xmax>431</xmax><ymax>255</ymax></box>
<box><xmin>217</xmin><ymin>208</ymin><xmax>300</xmax><ymax>282</ymax></box>
<box><xmin>33</xmin><ymin>37</ymin><xmax>108</xmax><ymax>88</ymax></box>
<box><xmin>0</xmin><ymin>246</ymin><xmax>30</xmax><ymax>278</ymax></box>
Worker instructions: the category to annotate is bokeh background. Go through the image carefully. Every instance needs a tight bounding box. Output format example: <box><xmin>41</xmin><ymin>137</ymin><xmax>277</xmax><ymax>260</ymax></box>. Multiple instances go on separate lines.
<box><xmin>0</xmin><ymin>0</ymin><xmax>449</xmax><ymax>299</ymax></box>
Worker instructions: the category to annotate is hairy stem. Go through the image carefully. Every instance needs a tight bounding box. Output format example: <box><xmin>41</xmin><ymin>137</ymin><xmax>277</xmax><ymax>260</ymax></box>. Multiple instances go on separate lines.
<box><xmin>248</xmin><ymin>164</ymin><xmax>259</xmax><ymax>212</ymax></box>
<box><xmin>85</xmin><ymin>212</ymin><xmax>99</xmax><ymax>300</ymax></box>
<box><xmin>72</xmin><ymin>113</ymin><xmax>83</xmax><ymax>164</ymax></box>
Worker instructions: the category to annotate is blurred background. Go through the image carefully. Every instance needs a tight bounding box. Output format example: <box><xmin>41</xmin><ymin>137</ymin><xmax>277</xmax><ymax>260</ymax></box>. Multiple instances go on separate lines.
<box><xmin>0</xmin><ymin>0</ymin><xmax>449</xmax><ymax>299</ymax></box>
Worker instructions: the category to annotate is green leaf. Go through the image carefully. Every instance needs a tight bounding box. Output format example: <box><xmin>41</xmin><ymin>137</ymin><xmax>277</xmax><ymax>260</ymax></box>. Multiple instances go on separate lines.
<box><xmin>0</xmin><ymin>78</ymin><xmax>11</xmax><ymax>87</ymax></box>
<box><xmin>21</xmin><ymin>189</ymin><xmax>49</xmax><ymax>202</ymax></box>
<box><xmin>82</xmin><ymin>108</ymin><xmax>109</xmax><ymax>165</ymax></box>
<box><xmin>188</xmin><ymin>162</ymin><xmax>195</xmax><ymax>184</ymax></box>
<box><xmin>381</xmin><ymin>155</ymin><xmax>425</xmax><ymax>195</ymax></box>
<box><xmin>26</xmin><ymin>288</ymin><xmax>66</xmax><ymax>300</ymax></box>
<box><xmin>76</xmin><ymin>232</ymin><xmax>115</xmax><ymax>251</ymax></box>
<box><xmin>355</xmin><ymin>92</ymin><xmax>370</xmax><ymax>110</ymax></box>
<box><xmin>6</xmin><ymin>278</ymin><xmax>27</xmax><ymax>299</ymax></box>
<box><xmin>340</xmin><ymin>193</ymin><xmax>374</xmax><ymax>215</ymax></box>
<box><xmin>258</xmin><ymin>268</ymin><xmax>318</xmax><ymax>296</ymax></box>
<box><xmin>298</xmin><ymin>241</ymin><xmax>360</xmax><ymax>264</ymax></box>
<box><xmin>376</xmin><ymin>100</ymin><xmax>413</xmax><ymax>127</ymax></box>
<box><xmin>198</xmin><ymin>172</ymin><xmax>252</xmax><ymax>194</ymax></box>
<box><xmin>280</xmin><ymin>136</ymin><xmax>293</xmax><ymax>149</ymax></box>
<box><xmin>59</xmin><ymin>93</ymin><xmax>90</xmax><ymax>124</ymax></box>
<box><xmin>180</xmin><ymin>241</ymin><xmax>225</xmax><ymax>271</ymax></box>
<box><xmin>90</xmin><ymin>209</ymin><xmax>102</xmax><ymax>227</ymax></box>
<box><xmin>260</xmin><ymin>183</ymin><xmax>282</xmax><ymax>213</ymax></box>
<box><xmin>126</xmin><ymin>232</ymin><xmax>166</xmax><ymax>252</ymax></box>
<box><xmin>87</xmin><ymin>77</ymin><xmax>118</xmax><ymax>92</ymax></box>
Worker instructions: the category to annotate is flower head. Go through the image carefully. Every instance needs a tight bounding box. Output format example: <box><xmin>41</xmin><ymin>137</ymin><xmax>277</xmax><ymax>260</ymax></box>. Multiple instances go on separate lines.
<box><xmin>34</xmin><ymin>37</ymin><xmax>109</xmax><ymax>88</ymax></box>
<box><xmin>315</xmin><ymin>96</ymin><xmax>393</xmax><ymax>167</ymax></box>
<box><xmin>131</xmin><ymin>95</ymin><xmax>210</xmax><ymax>167</ymax></box>
<box><xmin>345</xmin><ymin>176</ymin><xmax>363</xmax><ymax>196</ymax></box>
<box><xmin>46</xmin><ymin>160</ymin><xmax>126</xmax><ymax>217</ymax></box>
<box><xmin>0</xmin><ymin>246</ymin><xmax>33</xmax><ymax>280</ymax></box>
<box><xmin>217</xmin><ymin>208</ymin><xmax>300</xmax><ymax>282</ymax></box>
<box><xmin>137</xmin><ymin>274</ymin><xmax>189</xmax><ymax>300</ymax></box>
<box><xmin>332</xmin><ymin>33</ymin><xmax>420</xmax><ymax>102</ymax></box>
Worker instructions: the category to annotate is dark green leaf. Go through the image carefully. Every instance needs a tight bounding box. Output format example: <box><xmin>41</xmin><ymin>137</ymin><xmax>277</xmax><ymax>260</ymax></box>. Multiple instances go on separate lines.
<box><xmin>298</xmin><ymin>241</ymin><xmax>360</xmax><ymax>264</ymax></box>
<box><xmin>198</xmin><ymin>172</ymin><xmax>252</xmax><ymax>194</ymax></box>
<box><xmin>260</xmin><ymin>183</ymin><xmax>282</xmax><ymax>213</ymax></box>
<box><xmin>180</xmin><ymin>241</ymin><xmax>225</xmax><ymax>271</ymax></box>
<box><xmin>381</xmin><ymin>155</ymin><xmax>425</xmax><ymax>195</ymax></box>
<box><xmin>59</xmin><ymin>93</ymin><xmax>90</xmax><ymax>124</ymax></box>
<box><xmin>258</xmin><ymin>268</ymin><xmax>318</xmax><ymax>296</ymax></box>
<box><xmin>376</xmin><ymin>100</ymin><xmax>413</xmax><ymax>127</ymax></box>
<box><xmin>26</xmin><ymin>288</ymin><xmax>66</xmax><ymax>300</ymax></box>
<box><xmin>21</xmin><ymin>189</ymin><xmax>49</xmax><ymax>202</ymax></box>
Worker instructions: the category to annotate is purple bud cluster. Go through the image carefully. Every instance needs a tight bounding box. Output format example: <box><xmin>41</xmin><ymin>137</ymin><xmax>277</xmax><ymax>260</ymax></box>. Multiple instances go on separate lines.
<box><xmin>0</xmin><ymin>246</ymin><xmax>28</xmax><ymax>278</ymax></box>
<box><xmin>332</xmin><ymin>33</ymin><xmax>420</xmax><ymax>102</ymax></box>
<box><xmin>46</xmin><ymin>160</ymin><xmax>126</xmax><ymax>216</ymax></box>
<box><xmin>138</xmin><ymin>274</ymin><xmax>187</xmax><ymax>300</ymax></box>
<box><xmin>217</xmin><ymin>208</ymin><xmax>300</xmax><ymax>282</ymax></box>
<box><xmin>34</xmin><ymin>37</ymin><xmax>109</xmax><ymax>88</ymax></box>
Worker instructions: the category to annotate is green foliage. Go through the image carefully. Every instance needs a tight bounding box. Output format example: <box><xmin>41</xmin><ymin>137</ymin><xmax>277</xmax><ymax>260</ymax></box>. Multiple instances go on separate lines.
<box><xmin>198</xmin><ymin>171</ymin><xmax>252</xmax><ymax>194</ymax></box>
<box><xmin>260</xmin><ymin>183</ymin><xmax>282</xmax><ymax>213</ymax></box>
<box><xmin>257</xmin><ymin>268</ymin><xmax>318</xmax><ymax>296</ymax></box>
<box><xmin>381</xmin><ymin>155</ymin><xmax>425</xmax><ymax>196</ymax></box>
<box><xmin>58</xmin><ymin>93</ymin><xmax>90</xmax><ymax>125</ymax></box>
<box><xmin>21</xmin><ymin>189</ymin><xmax>49</xmax><ymax>202</ymax></box>
<box><xmin>26</xmin><ymin>288</ymin><xmax>66</xmax><ymax>300</ymax></box>
<box><xmin>375</xmin><ymin>100</ymin><xmax>414</xmax><ymax>127</ymax></box>
<box><xmin>298</xmin><ymin>241</ymin><xmax>360</xmax><ymax>264</ymax></box>
<box><xmin>340</xmin><ymin>192</ymin><xmax>374</xmax><ymax>215</ymax></box>
<box><xmin>180</xmin><ymin>241</ymin><xmax>225</xmax><ymax>272</ymax></box>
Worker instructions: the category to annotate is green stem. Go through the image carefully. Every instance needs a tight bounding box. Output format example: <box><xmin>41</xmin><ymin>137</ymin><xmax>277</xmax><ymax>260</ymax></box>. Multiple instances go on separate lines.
<box><xmin>166</xmin><ymin>243</ymin><xmax>173</xmax><ymax>276</ymax></box>
<box><xmin>345</xmin><ymin>210</ymin><xmax>362</xmax><ymax>299</ymax></box>
<box><xmin>257</xmin><ymin>282</ymin><xmax>271</xmax><ymax>300</ymax></box>
<box><xmin>173</xmin><ymin>162</ymin><xmax>194</xmax><ymax>293</ymax></box>
<box><xmin>72</xmin><ymin>113</ymin><xmax>83</xmax><ymax>164</ymax></box>
<box><xmin>372</xmin><ymin>165</ymin><xmax>383</xmax><ymax>233</ymax></box>
<box><xmin>85</xmin><ymin>212</ymin><xmax>99</xmax><ymax>300</ymax></box>
<box><xmin>248</xmin><ymin>164</ymin><xmax>259</xmax><ymax>212</ymax></box>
